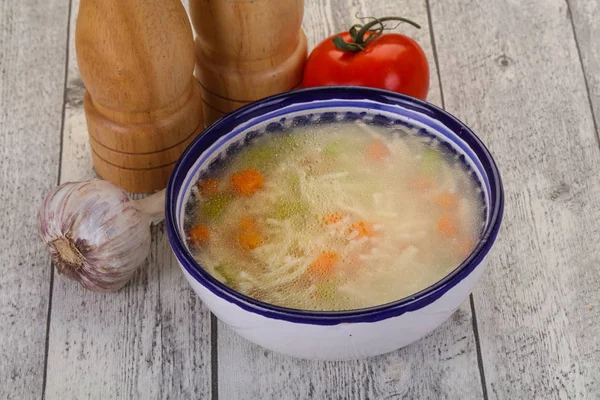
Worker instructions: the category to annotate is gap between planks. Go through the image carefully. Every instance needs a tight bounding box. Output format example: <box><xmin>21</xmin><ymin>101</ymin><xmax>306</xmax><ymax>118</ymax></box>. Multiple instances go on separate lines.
<box><xmin>424</xmin><ymin>0</ymin><xmax>488</xmax><ymax>397</ymax></box>
<box><xmin>565</xmin><ymin>0</ymin><xmax>600</xmax><ymax>149</ymax></box>
<box><xmin>42</xmin><ymin>1</ymin><xmax>212</xmax><ymax>398</ymax></box>
<box><xmin>429</xmin><ymin>0</ymin><xmax>600</xmax><ymax>397</ymax></box>
<box><xmin>38</xmin><ymin>0</ymin><xmax>488</xmax><ymax>398</ymax></box>
<box><xmin>41</xmin><ymin>0</ymin><xmax>74</xmax><ymax>398</ymax></box>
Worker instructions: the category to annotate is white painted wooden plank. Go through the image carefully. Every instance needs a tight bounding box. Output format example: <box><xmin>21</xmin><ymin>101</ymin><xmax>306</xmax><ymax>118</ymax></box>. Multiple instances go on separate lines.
<box><xmin>430</xmin><ymin>0</ymin><xmax>600</xmax><ymax>397</ymax></box>
<box><xmin>43</xmin><ymin>1</ymin><xmax>212</xmax><ymax>398</ymax></box>
<box><xmin>217</xmin><ymin>1</ymin><xmax>484</xmax><ymax>398</ymax></box>
<box><xmin>219</xmin><ymin>309</ymin><xmax>479</xmax><ymax>399</ymax></box>
<box><xmin>569</xmin><ymin>0</ymin><xmax>600</xmax><ymax>129</ymax></box>
<box><xmin>568</xmin><ymin>2</ymin><xmax>600</xmax><ymax>395</ymax></box>
<box><xmin>0</xmin><ymin>0</ymin><xmax>69</xmax><ymax>398</ymax></box>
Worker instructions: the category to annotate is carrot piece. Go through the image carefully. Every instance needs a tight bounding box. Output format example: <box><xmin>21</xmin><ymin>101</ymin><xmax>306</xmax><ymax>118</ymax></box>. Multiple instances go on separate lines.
<box><xmin>238</xmin><ymin>231</ymin><xmax>263</xmax><ymax>250</ymax></box>
<box><xmin>366</xmin><ymin>139</ymin><xmax>390</xmax><ymax>160</ymax></box>
<box><xmin>349</xmin><ymin>220</ymin><xmax>375</xmax><ymax>239</ymax></box>
<box><xmin>437</xmin><ymin>213</ymin><xmax>458</xmax><ymax>238</ymax></box>
<box><xmin>230</xmin><ymin>169</ymin><xmax>265</xmax><ymax>196</ymax></box>
<box><xmin>323</xmin><ymin>212</ymin><xmax>343</xmax><ymax>225</ymax></box>
<box><xmin>239</xmin><ymin>215</ymin><xmax>256</xmax><ymax>231</ymax></box>
<box><xmin>309</xmin><ymin>251</ymin><xmax>340</xmax><ymax>277</ymax></box>
<box><xmin>434</xmin><ymin>192</ymin><xmax>458</xmax><ymax>210</ymax></box>
<box><xmin>238</xmin><ymin>216</ymin><xmax>264</xmax><ymax>250</ymax></box>
<box><xmin>457</xmin><ymin>237</ymin><xmax>476</xmax><ymax>257</ymax></box>
<box><xmin>198</xmin><ymin>178</ymin><xmax>219</xmax><ymax>197</ymax></box>
<box><xmin>188</xmin><ymin>225</ymin><xmax>209</xmax><ymax>244</ymax></box>
<box><xmin>409</xmin><ymin>176</ymin><xmax>433</xmax><ymax>192</ymax></box>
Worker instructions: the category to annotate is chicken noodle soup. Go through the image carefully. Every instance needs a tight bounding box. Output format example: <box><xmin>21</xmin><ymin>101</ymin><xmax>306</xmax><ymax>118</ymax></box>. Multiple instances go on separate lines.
<box><xmin>184</xmin><ymin>120</ymin><xmax>485</xmax><ymax>311</ymax></box>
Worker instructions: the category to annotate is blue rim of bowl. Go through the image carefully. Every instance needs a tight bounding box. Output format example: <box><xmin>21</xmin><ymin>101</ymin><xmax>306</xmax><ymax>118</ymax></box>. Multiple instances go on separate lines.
<box><xmin>165</xmin><ymin>86</ymin><xmax>504</xmax><ymax>325</ymax></box>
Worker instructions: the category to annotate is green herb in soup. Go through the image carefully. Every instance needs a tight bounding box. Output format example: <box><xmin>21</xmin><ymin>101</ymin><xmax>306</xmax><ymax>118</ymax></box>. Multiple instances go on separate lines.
<box><xmin>184</xmin><ymin>120</ymin><xmax>484</xmax><ymax>311</ymax></box>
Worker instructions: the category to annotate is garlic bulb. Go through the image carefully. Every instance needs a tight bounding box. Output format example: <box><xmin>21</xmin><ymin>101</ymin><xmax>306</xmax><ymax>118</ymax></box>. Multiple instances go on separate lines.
<box><xmin>37</xmin><ymin>179</ymin><xmax>165</xmax><ymax>292</ymax></box>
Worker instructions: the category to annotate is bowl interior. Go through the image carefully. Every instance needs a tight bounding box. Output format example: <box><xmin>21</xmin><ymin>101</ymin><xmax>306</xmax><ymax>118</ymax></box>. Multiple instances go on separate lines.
<box><xmin>166</xmin><ymin>87</ymin><xmax>503</xmax><ymax>322</ymax></box>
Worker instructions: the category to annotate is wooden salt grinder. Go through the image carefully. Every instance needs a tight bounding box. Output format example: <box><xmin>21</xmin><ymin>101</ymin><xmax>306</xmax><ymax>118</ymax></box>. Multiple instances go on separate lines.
<box><xmin>189</xmin><ymin>0</ymin><xmax>307</xmax><ymax>124</ymax></box>
<box><xmin>76</xmin><ymin>0</ymin><xmax>204</xmax><ymax>193</ymax></box>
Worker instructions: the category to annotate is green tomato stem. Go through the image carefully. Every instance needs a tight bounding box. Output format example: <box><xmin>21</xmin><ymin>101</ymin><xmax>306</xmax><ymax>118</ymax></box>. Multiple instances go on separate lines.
<box><xmin>332</xmin><ymin>16</ymin><xmax>421</xmax><ymax>53</ymax></box>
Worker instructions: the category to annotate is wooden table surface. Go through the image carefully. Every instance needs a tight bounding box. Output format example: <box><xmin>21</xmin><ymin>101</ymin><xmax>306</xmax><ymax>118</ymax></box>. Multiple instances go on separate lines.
<box><xmin>2</xmin><ymin>0</ymin><xmax>600</xmax><ymax>398</ymax></box>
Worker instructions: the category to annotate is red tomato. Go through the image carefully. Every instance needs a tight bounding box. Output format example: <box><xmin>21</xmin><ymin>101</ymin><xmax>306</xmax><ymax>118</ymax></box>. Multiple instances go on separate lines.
<box><xmin>303</xmin><ymin>31</ymin><xmax>430</xmax><ymax>100</ymax></box>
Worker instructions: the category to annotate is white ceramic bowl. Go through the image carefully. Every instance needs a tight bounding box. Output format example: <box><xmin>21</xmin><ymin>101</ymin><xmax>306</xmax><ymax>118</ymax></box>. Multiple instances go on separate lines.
<box><xmin>166</xmin><ymin>87</ymin><xmax>504</xmax><ymax>361</ymax></box>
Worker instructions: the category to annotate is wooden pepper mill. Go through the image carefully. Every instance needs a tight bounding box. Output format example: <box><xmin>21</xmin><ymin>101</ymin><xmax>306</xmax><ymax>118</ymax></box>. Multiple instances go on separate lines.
<box><xmin>76</xmin><ymin>0</ymin><xmax>204</xmax><ymax>193</ymax></box>
<box><xmin>189</xmin><ymin>0</ymin><xmax>307</xmax><ymax>124</ymax></box>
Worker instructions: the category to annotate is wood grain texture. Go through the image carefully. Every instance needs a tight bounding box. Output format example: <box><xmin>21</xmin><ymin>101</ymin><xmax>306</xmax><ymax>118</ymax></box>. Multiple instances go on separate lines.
<box><xmin>43</xmin><ymin>1</ymin><xmax>211</xmax><ymax>398</ymax></box>
<box><xmin>219</xmin><ymin>309</ymin><xmax>480</xmax><ymax>399</ymax></box>
<box><xmin>75</xmin><ymin>0</ymin><xmax>203</xmax><ymax>192</ymax></box>
<box><xmin>190</xmin><ymin>0</ymin><xmax>307</xmax><ymax>125</ymax></box>
<box><xmin>430</xmin><ymin>0</ymin><xmax>600</xmax><ymax>397</ymax></box>
<box><xmin>217</xmin><ymin>1</ymin><xmax>483</xmax><ymax>399</ymax></box>
<box><xmin>569</xmin><ymin>0</ymin><xmax>600</xmax><ymax>131</ymax></box>
<box><xmin>6</xmin><ymin>0</ymin><xmax>600</xmax><ymax>397</ymax></box>
<box><xmin>0</xmin><ymin>0</ymin><xmax>69</xmax><ymax>398</ymax></box>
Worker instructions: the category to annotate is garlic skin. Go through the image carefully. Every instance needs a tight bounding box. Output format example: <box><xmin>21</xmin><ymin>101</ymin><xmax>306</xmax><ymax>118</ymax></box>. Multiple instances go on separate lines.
<box><xmin>38</xmin><ymin>179</ymin><xmax>165</xmax><ymax>292</ymax></box>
